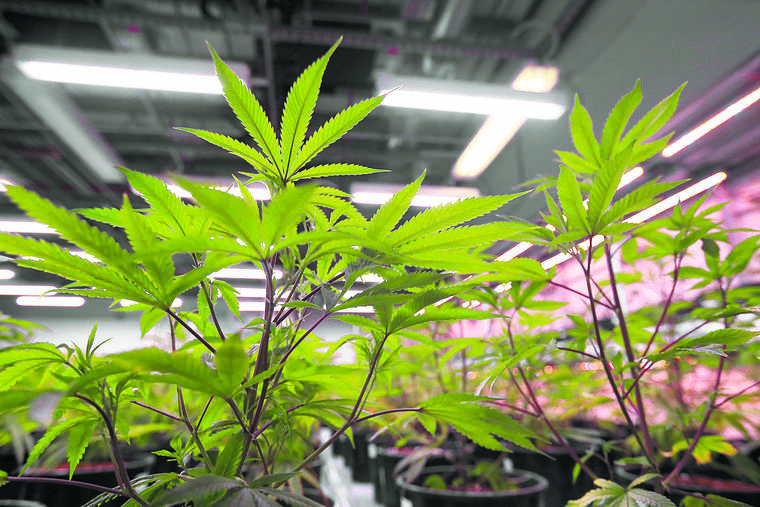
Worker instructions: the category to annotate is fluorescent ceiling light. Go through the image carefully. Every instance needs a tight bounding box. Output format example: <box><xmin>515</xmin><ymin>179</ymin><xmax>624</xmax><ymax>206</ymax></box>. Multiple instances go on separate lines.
<box><xmin>0</xmin><ymin>178</ymin><xmax>16</xmax><ymax>192</ymax></box>
<box><xmin>17</xmin><ymin>295</ymin><xmax>85</xmax><ymax>307</ymax></box>
<box><xmin>120</xmin><ymin>297</ymin><xmax>182</xmax><ymax>308</ymax></box>
<box><xmin>215</xmin><ymin>267</ymin><xmax>283</xmax><ymax>280</ymax></box>
<box><xmin>163</xmin><ymin>183</ymin><xmax>271</xmax><ymax>201</ymax></box>
<box><xmin>0</xmin><ymin>269</ymin><xmax>14</xmax><ymax>280</ymax></box>
<box><xmin>18</xmin><ymin>61</ymin><xmax>225</xmax><ymax>95</ymax></box>
<box><xmin>233</xmin><ymin>287</ymin><xmax>267</xmax><ymax>298</ymax></box>
<box><xmin>377</xmin><ymin>73</ymin><xmax>567</xmax><ymax>119</ymax></box>
<box><xmin>496</xmin><ymin>167</ymin><xmax>645</xmax><ymax>262</ymax></box>
<box><xmin>0</xmin><ymin>285</ymin><xmax>57</xmax><ymax>296</ymax></box>
<box><xmin>511</xmin><ymin>64</ymin><xmax>560</xmax><ymax>93</ymax></box>
<box><xmin>624</xmin><ymin>171</ymin><xmax>727</xmax><ymax>224</ymax></box>
<box><xmin>357</xmin><ymin>273</ymin><xmax>383</xmax><ymax>283</ymax></box>
<box><xmin>12</xmin><ymin>44</ymin><xmax>254</xmax><ymax>96</ymax></box>
<box><xmin>71</xmin><ymin>251</ymin><xmax>99</xmax><ymax>263</ymax></box>
<box><xmin>239</xmin><ymin>300</ymin><xmax>266</xmax><ymax>312</ymax></box>
<box><xmin>452</xmin><ymin>114</ymin><xmax>526</xmax><ymax>180</ymax></box>
<box><xmin>663</xmin><ymin>85</ymin><xmax>760</xmax><ymax>157</ymax></box>
<box><xmin>0</xmin><ymin>220</ymin><xmax>57</xmax><ymax>235</ymax></box>
<box><xmin>351</xmin><ymin>183</ymin><xmax>480</xmax><ymax>207</ymax></box>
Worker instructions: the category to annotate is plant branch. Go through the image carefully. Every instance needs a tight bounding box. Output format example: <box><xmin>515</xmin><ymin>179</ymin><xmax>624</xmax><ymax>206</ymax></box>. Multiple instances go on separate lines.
<box><xmin>548</xmin><ymin>280</ymin><xmax>613</xmax><ymax>309</ymax></box>
<box><xmin>4</xmin><ymin>476</ymin><xmax>125</xmax><ymax>496</ymax></box>
<box><xmin>274</xmin><ymin>271</ymin><xmax>345</xmax><ymax>325</ymax></box>
<box><xmin>557</xmin><ymin>347</ymin><xmax>598</xmax><ymax>360</ymax></box>
<box><xmin>581</xmin><ymin>239</ymin><xmax>650</xmax><ymax>467</ymax></box>
<box><xmin>643</xmin><ymin>254</ymin><xmax>681</xmax><ymax>356</ymax></box>
<box><xmin>166</xmin><ymin>308</ymin><xmax>216</xmax><ymax>353</ymax></box>
<box><xmin>74</xmin><ymin>394</ymin><xmax>148</xmax><ymax>507</ymax></box>
<box><xmin>504</xmin><ymin>309</ymin><xmax>598</xmax><ymax>480</ymax></box>
<box><xmin>202</xmin><ymin>280</ymin><xmax>226</xmax><ymax>342</ymax></box>
<box><xmin>130</xmin><ymin>401</ymin><xmax>182</xmax><ymax>423</ymax></box>
<box><xmin>715</xmin><ymin>381</ymin><xmax>760</xmax><ymax>409</ymax></box>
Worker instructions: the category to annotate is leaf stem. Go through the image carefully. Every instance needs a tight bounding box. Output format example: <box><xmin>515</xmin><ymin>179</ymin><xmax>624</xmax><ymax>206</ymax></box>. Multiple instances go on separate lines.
<box><xmin>130</xmin><ymin>400</ymin><xmax>182</xmax><ymax>423</ymax></box>
<box><xmin>604</xmin><ymin>243</ymin><xmax>658</xmax><ymax>471</ymax></box>
<box><xmin>4</xmin><ymin>476</ymin><xmax>125</xmax><ymax>496</ymax></box>
<box><xmin>166</xmin><ymin>308</ymin><xmax>216</xmax><ymax>353</ymax></box>
<box><xmin>73</xmin><ymin>394</ymin><xmax>148</xmax><ymax>507</ymax></box>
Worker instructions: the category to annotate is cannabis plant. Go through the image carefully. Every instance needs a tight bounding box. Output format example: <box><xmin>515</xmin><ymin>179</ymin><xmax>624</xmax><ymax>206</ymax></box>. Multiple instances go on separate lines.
<box><xmin>475</xmin><ymin>81</ymin><xmax>760</xmax><ymax>506</ymax></box>
<box><xmin>0</xmin><ymin>40</ymin><xmax>543</xmax><ymax>506</ymax></box>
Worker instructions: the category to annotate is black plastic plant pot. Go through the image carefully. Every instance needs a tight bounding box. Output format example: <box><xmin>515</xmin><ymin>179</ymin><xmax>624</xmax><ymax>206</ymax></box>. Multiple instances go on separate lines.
<box><xmin>347</xmin><ymin>430</ymin><xmax>371</xmax><ymax>483</ymax></box>
<box><xmin>377</xmin><ymin>446</ymin><xmax>454</xmax><ymax>507</ymax></box>
<box><xmin>508</xmin><ymin>443</ymin><xmax>602</xmax><ymax>506</ymax></box>
<box><xmin>13</xmin><ymin>452</ymin><xmax>154</xmax><ymax>506</ymax></box>
<box><xmin>396</xmin><ymin>465</ymin><xmax>548</xmax><ymax>507</ymax></box>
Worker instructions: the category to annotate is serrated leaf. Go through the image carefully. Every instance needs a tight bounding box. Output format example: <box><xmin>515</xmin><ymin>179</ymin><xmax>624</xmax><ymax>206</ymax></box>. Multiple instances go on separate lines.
<box><xmin>66</xmin><ymin>418</ymin><xmax>97</xmax><ymax>479</ymax></box>
<box><xmin>280</xmin><ymin>39</ymin><xmax>340</xmax><ymax>178</ymax></box>
<box><xmin>601</xmin><ymin>80</ymin><xmax>643</xmax><ymax>160</ymax></box>
<box><xmin>140</xmin><ymin>307</ymin><xmax>165</xmax><ymax>337</ymax></box>
<box><xmin>215</xmin><ymin>432</ymin><xmax>244</xmax><ymax>478</ymax></box>
<box><xmin>215</xmin><ymin>335</ymin><xmax>249</xmax><ymax>395</ymax></box>
<box><xmin>570</xmin><ymin>94</ymin><xmax>600</xmax><ymax>166</ymax></box>
<box><xmin>111</xmin><ymin>348</ymin><xmax>226</xmax><ymax>396</ymax></box>
<box><xmin>173</xmin><ymin>176</ymin><xmax>263</xmax><ymax>258</ymax></box>
<box><xmin>290</xmin><ymin>163</ymin><xmax>387</xmax><ymax>181</ymax></box>
<box><xmin>178</xmin><ymin>128</ymin><xmax>277</xmax><ymax>178</ymax></box>
<box><xmin>295</xmin><ymin>95</ymin><xmax>384</xmax><ymax>170</ymax></box>
<box><xmin>261</xmin><ymin>185</ymin><xmax>317</xmax><ymax>249</ymax></box>
<box><xmin>621</xmin><ymin>82</ymin><xmax>686</xmax><ymax>146</ymax></box>
<box><xmin>23</xmin><ymin>417</ymin><xmax>86</xmax><ymax>473</ymax></box>
<box><xmin>557</xmin><ymin>165</ymin><xmax>589</xmax><ymax>232</ymax></box>
<box><xmin>214</xmin><ymin>280</ymin><xmax>242</xmax><ymax>321</ymax></box>
<box><xmin>390</xmin><ymin>193</ymin><xmax>525</xmax><ymax>246</ymax></box>
<box><xmin>158</xmin><ymin>475</ymin><xmax>243</xmax><ymax>505</ymax></box>
<box><xmin>120</xmin><ymin>167</ymin><xmax>197</xmax><ymax>236</ymax></box>
<box><xmin>208</xmin><ymin>44</ymin><xmax>281</xmax><ymax>177</ymax></box>
<box><xmin>366</xmin><ymin>172</ymin><xmax>424</xmax><ymax>238</ymax></box>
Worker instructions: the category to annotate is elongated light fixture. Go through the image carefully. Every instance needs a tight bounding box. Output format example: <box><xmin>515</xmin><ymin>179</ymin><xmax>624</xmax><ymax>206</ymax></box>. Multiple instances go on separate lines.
<box><xmin>351</xmin><ymin>183</ymin><xmax>480</xmax><ymax>207</ymax></box>
<box><xmin>452</xmin><ymin>115</ymin><xmax>526</xmax><ymax>180</ymax></box>
<box><xmin>377</xmin><ymin>73</ymin><xmax>566</xmax><ymax>119</ymax></box>
<box><xmin>13</xmin><ymin>45</ymin><xmax>255</xmax><ymax>95</ymax></box>
<box><xmin>511</xmin><ymin>64</ymin><xmax>561</xmax><ymax>93</ymax></box>
<box><xmin>663</xmin><ymin>86</ymin><xmax>760</xmax><ymax>157</ymax></box>
<box><xmin>496</xmin><ymin>167</ymin><xmax>645</xmax><ymax>262</ymax></box>
<box><xmin>0</xmin><ymin>285</ymin><xmax>57</xmax><ymax>296</ymax></box>
<box><xmin>0</xmin><ymin>269</ymin><xmax>14</xmax><ymax>280</ymax></box>
<box><xmin>215</xmin><ymin>267</ymin><xmax>283</xmax><ymax>280</ymax></box>
<box><xmin>164</xmin><ymin>183</ymin><xmax>271</xmax><ymax>201</ymax></box>
<box><xmin>17</xmin><ymin>296</ymin><xmax>84</xmax><ymax>307</ymax></box>
<box><xmin>0</xmin><ymin>220</ymin><xmax>57</xmax><ymax>234</ymax></box>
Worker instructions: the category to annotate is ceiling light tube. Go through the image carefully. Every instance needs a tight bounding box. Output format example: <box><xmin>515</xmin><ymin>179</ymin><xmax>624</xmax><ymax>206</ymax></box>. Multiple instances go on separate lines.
<box><xmin>0</xmin><ymin>269</ymin><xmax>15</xmax><ymax>280</ymax></box>
<box><xmin>17</xmin><ymin>295</ymin><xmax>84</xmax><ymax>307</ymax></box>
<box><xmin>232</xmin><ymin>287</ymin><xmax>267</xmax><ymax>298</ymax></box>
<box><xmin>377</xmin><ymin>73</ymin><xmax>567</xmax><ymax>119</ymax></box>
<box><xmin>239</xmin><ymin>301</ymin><xmax>266</xmax><ymax>312</ymax></box>
<box><xmin>163</xmin><ymin>183</ymin><xmax>271</xmax><ymax>201</ymax></box>
<box><xmin>663</xmin><ymin>85</ymin><xmax>760</xmax><ymax>157</ymax></box>
<box><xmin>351</xmin><ymin>183</ymin><xmax>480</xmax><ymax>207</ymax></box>
<box><xmin>13</xmin><ymin>44</ymin><xmax>256</xmax><ymax>95</ymax></box>
<box><xmin>0</xmin><ymin>285</ymin><xmax>58</xmax><ymax>296</ymax></box>
<box><xmin>511</xmin><ymin>64</ymin><xmax>560</xmax><ymax>93</ymax></box>
<box><xmin>0</xmin><ymin>220</ymin><xmax>57</xmax><ymax>234</ymax></box>
<box><xmin>452</xmin><ymin>114</ymin><xmax>527</xmax><ymax>180</ymax></box>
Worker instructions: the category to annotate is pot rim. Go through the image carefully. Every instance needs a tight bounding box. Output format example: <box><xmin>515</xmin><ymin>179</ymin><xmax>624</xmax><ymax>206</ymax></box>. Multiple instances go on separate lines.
<box><xmin>396</xmin><ymin>465</ymin><xmax>549</xmax><ymax>498</ymax></box>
